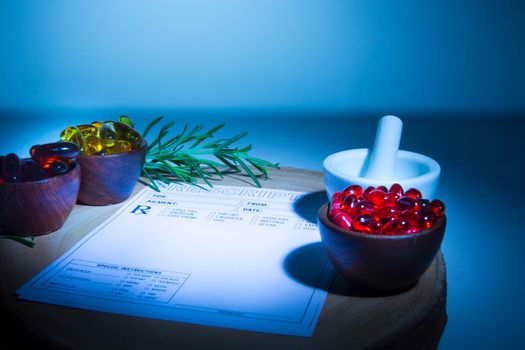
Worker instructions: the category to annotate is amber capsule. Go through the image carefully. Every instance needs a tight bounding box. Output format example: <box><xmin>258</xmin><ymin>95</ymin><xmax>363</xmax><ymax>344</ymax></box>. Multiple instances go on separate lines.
<box><xmin>107</xmin><ymin>140</ymin><xmax>132</xmax><ymax>154</ymax></box>
<box><xmin>118</xmin><ymin>115</ymin><xmax>135</xmax><ymax>128</ymax></box>
<box><xmin>21</xmin><ymin>159</ymin><xmax>46</xmax><ymax>181</ymax></box>
<box><xmin>91</xmin><ymin>121</ymin><xmax>103</xmax><ymax>129</ymax></box>
<box><xmin>113</xmin><ymin>122</ymin><xmax>142</xmax><ymax>147</ymax></box>
<box><xmin>31</xmin><ymin>142</ymin><xmax>80</xmax><ymax>163</ymax></box>
<box><xmin>3</xmin><ymin>153</ymin><xmax>21</xmax><ymax>182</ymax></box>
<box><xmin>60</xmin><ymin>126</ymin><xmax>85</xmax><ymax>150</ymax></box>
<box><xmin>100</xmin><ymin>122</ymin><xmax>117</xmax><ymax>147</ymax></box>
<box><xmin>83</xmin><ymin>134</ymin><xmax>105</xmax><ymax>155</ymax></box>
<box><xmin>77</xmin><ymin>124</ymin><xmax>99</xmax><ymax>137</ymax></box>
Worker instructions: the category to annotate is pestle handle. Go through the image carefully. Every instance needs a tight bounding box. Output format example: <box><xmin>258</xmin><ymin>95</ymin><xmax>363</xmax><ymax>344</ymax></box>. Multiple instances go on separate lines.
<box><xmin>365</xmin><ymin>115</ymin><xmax>403</xmax><ymax>180</ymax></box>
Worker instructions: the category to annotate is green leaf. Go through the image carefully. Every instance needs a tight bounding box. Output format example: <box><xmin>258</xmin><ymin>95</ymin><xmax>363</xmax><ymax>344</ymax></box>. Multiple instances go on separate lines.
<box><xmin>142</xmin><ymin>117</ymin><xmax>279</xmax><ymax>189</ymax></box>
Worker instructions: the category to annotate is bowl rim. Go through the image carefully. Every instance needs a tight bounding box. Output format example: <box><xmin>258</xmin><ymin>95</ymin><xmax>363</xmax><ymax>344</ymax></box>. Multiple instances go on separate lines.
<box><xmin>77</xmin><ymin>140</ymin><xmax>148</xmax><ymax>159</ymax></box>
<box><xmin>0</xmin><ymin>161</ymin><xmax>80</xmax><ymax>187</ymax></box>
<box><xmin>318</xmin><ymin>202</ymin><xmax>446</xmax><ymax>240</ymax></box>
<box><xmin>323</xmin><ymin>148</ymin><xmax>441</xmax><ymax>185</ymax></box>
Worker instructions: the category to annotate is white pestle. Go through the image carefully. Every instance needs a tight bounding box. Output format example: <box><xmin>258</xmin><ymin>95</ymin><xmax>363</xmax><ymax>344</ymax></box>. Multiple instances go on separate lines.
<box><xmin>364</xmin><ymin>115</ymin><xmax>403</xmax><ymax>180</ymax></box>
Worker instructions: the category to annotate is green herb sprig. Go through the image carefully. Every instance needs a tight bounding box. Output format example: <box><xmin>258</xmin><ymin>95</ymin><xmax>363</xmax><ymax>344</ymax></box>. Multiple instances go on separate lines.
<box><xmin>141</xmin><ymin>117</ymin><xmax>280</xmax><ymax>191</ymax></box>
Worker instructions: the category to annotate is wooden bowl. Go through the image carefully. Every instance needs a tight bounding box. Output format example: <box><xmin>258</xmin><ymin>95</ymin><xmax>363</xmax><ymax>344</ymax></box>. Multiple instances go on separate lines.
<box><xmin>76</xmin><ymin>141</ymin><xmax>147</xmax><ymax>205</ymax></box>
<box><xmin>0</xmin><ymin>163</ymin><xmax>81</xmax><ymax>236</ymax></box>
<box><xmin>318</xmin><ymin>203</ymin><xmax>446</xmax><ymax>292</ymax></box>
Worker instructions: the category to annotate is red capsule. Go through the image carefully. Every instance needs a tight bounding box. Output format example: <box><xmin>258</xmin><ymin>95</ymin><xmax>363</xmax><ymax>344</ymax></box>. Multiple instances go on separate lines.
<box><xmin>388</xmin><ymin>183</ymin><xmax>404</xmax><ymax>199</ymax></box>
<box><xmin>356</xmin><ymin>199</ymin><xmax>375</xmax><ymax>215</ymax></box>
<box><xmin>3</xmin><ymin>153</ymin><xmax>21</xmax><ymax>182</ymax></box>
<box><xmin>419</xmin><ymin>212</ymin><xmax>436</xmax><ymax>230</ymax></box>
<box><xmin>49</xmin><ymin>160</ymin><xmax>70</xmax><ymax>176</ymax></box>
<box><xmin>369</xmin><ymin>190</ymin><xmax>388</xmax><ymax>207</ymax></box>
<box><xmin>417</xmin><ymin>199</ymin><xmax>430</xmax><ymax>212</ymax></box>
<box><xmin>341</xmin><ymin>194</ymin><xmax>359</xmax><ymax>216</ymax></box>
<box><xmin>399</xmin><ymin>209</ymin><xmax>418</xmax><ymax>225</ymax></box>
<box><xmin>351</xmin><ymin>215</ymin><xmax>376</xmax><ymax>233</ymax></box>
<box><xmin>382</xmin><ymin>218</ymin><xmax>411</xmax><ymax>235</ymax></box>
<box><xmin>21</xmin><ymin>159</ymin><xmax>46</xmax><ymax>181</ymax></box>
<box><xmin>377</xmin><ymin>185</ymin><xmax>388</xmax><ymax>192</ymax></box>
<box><xmin>342</xmin><ymin>185</ymin><xmax>363</xmax><ymax>200</ymax></box>
<box><xmin>405</xmin><ymin>188</ymin><xmax>422</xmax><ymax>200</ymax></box>
<box><xmin>396</xmin><ymin>196</ymin><xmax>416</xmax><ymax>211</ymax></box>
<box><xmin>429</xmin><ymin>199</ymin><xmax>445</xmax><ymax>217</ymax></box>
<box><xmin>332</xmin><ymin>191</ymin><xmax>343</xmax><ymax>201</ymax></box>
<box><xmin>328</xmin><ymin>200</ymin><xmax>342</xmax><ymax>219</ymax></box>
<box><xmin>31</xmin><ymin>142</ymin><xmax>80</xmax><ymax>163</ymax></box>
<box><xmin>332</xmin><ymin>211</ymin><xmax>353</xmax><ymax>230</ymax></box>
<box><xmin>363</xmin><ymin>186</ymin><xmax>375</xmax><ymax>201</ymax></box>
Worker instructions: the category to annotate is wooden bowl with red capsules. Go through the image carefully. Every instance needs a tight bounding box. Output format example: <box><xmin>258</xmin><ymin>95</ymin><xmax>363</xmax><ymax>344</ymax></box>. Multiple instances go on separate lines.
<box><xmin>0</xmin><ymin>144</ymin><xmax>81</xmax><ymax>236</ymax></box>
<box><xmin>318</xmin><ymin>184</ymin><xmax>446</xmax><ymax>293</ymax></box>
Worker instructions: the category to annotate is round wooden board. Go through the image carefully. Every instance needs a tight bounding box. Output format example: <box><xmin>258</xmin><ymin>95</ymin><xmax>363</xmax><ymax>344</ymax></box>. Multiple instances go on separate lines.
<box><xmin>0</xmin><ymin>167</ymin><xmax>446</xmax><ymax>349</ymax></box>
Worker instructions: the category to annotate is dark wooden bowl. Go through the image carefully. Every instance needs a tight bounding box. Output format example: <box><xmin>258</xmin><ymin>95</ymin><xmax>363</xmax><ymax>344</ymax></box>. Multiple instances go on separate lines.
<box><xmin>318</xmin><ymin>203</ymin><xmax>446</xmax><ymax>292</ymax></box>
<box><xmin>77</xmin><ymin>141</ymin><xmax>147</xmax><ymax>205</ymax></box>
<box><xmin>0</xmin><ymin>163</ymin><xmax>81</xmax><ymax>236</ymax></box>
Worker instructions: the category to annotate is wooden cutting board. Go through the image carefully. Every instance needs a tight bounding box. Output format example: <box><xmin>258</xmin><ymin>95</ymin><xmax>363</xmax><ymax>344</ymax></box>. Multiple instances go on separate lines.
<box><xmin>0</xmin><ymin>167</ymin><xmax>446</xmax><ymax>349</ymax></box>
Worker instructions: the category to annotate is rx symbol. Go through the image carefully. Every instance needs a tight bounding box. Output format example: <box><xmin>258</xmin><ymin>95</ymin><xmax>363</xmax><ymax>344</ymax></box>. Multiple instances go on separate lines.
<box><xmin>131</xmin><ymin>205</ymin><xmax>152</xmax><ymax>215</ymax></box>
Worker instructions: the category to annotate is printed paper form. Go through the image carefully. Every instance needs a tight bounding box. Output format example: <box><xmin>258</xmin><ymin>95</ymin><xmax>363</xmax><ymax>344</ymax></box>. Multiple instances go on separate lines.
<box><xmin>17</xmin><ymin>183</ymin><xmax>333</xmax><ymax>336</ymax></box>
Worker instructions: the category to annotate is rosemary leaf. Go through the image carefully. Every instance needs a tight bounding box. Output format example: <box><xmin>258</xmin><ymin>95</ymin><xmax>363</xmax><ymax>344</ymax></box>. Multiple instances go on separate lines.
<box><xmin>141</xmin><ymin>117</ymin><xmax>279</xmax><ymax>190</ymax></box>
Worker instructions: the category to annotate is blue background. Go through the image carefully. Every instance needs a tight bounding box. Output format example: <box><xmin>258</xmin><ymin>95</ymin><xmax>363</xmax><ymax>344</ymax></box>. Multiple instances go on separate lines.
<box><xmin>1</xmin><ymin>1</ymin><xmax>525</xmax><ymax>349</ymax></box>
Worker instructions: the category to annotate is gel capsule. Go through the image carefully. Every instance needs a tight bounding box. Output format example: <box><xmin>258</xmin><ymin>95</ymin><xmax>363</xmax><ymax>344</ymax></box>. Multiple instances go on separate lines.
<box><xmin>91</xmin><ymin>121</ymin><xmax>103</xmax><ymax>129</ymax></box>
<box><xmin>21</xmin><ymin>159</ymin><xmax>46</xmax><ymax>181</ymax></box>
<box><xmin>389</xmin><ymin>183</ymin><xmax>404</xmax><ymax>199</ymax></box>
<box><xmin>49</xmin><ymin>160</ymin><xmax>69</xmax><ymax>176</ymax></box>
<box><xmin>356</xmin><ymin>199</ymin><xmax>375</xmax><ymax>215</ymax></box>
<box><xmin>369</xmin><ymin>190</ymin><xmax>388</xmax><ymax>207</ymax></box>
<box><xmin>31</xmin><ymin>142</ymin><xmax>80</xmax><ymax>163</ymax></box>
<box><xmin>405</xmin><ymin>188</ymin><xmax>422</xmax><ymax>200</ymax></box>
<box><xmin>119</xmin><ymin>115</ymin><xmax>135</xmax><ymax>128</ymax></box>
<box><xmin>3</xmin><ymin>153</ymin><xmax>21</xmax><ymax>182</ymax></box>
<box><xmin>376</xmin><ymin>185</ymin><xmax>388</xmax><ymax>192</ymax></box>
<box><xmin>418</xmin><ymin>212</ymin><xmax>436</xmax><ymax>230</ymax></box>
<box><xmin>77</xmin><ymin>124</ymin><xmax>99</xmax><ymax>137</ymax></box>
<box><xmin>341</xmin><ymin>194</ymin><xmax>358</xmax><ymax>216</ymax></box>
<box><xmin>351</xmin><ymin>215</ymin><xmax>376</xmax><ymax>233</ymax></box>
<box><xmin>83</xmin><ymin>135</ymin><xmax>105</xmax><ymax>155</ymax></box>
<box><xmin>328</xmin><ymin>200</ymin><xmax>343</xmax><ymax>219</ymax></box>
<box><xmin>429</xmin><ymin>200</ymin><xmax>445</xmax><ymax>217</ymax></box>
<box><xmin>363</xmin><ymin>186</ymin><xmax>375</xmax><ymax>201</ymax></box>
<box><xmin>60</xmin><ymin>126</ymin><xmax>85</xmax><ymax>150</ymax></box>
<box><xmin>113</xmin><ymin>122</ymin><xmax>142</xmax><ymax>147</ymax></box>
<box><xmin>342</xmin><ymin>185</ymin><xmax>363</xmax><ymax>200</ymax></box>
<box><xmin>107</xmin><ymin>140</ymin><xmax>132</xmax><ymax>154</ymax></box>
<box><xmin>332</xmin><ymin>212</ymin><xmax>353</xmax><ymax>230</ymax></box>
<box><xmin>100</xmin><ymin>122</ymin><xmax>117</xmax><ymax>147</ymax></box>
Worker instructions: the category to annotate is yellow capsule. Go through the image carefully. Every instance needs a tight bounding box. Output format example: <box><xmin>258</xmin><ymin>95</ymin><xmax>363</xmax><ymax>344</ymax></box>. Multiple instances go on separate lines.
<box><xmin>118</xmin><ymin>115</ymin><xmax>135</xmax><ymax>128</ymax></box>
<box><xmin>77</xmin><ymin>124</ymin><xmax>99</xmax><ymax>137</ymax></box>
<box><xmin>83</xmin><ymin>134</ymin><xmax>105</xmax><ymax>155</ymax></box>
<box><xmin>106</xmin><ymin>140</ymin><xmax>132</xmax><ymax>154</ymax></box>
<box><xmin>60</xmin><ymin>126</ymin><xmax>84</xmax><ymax>150</ymax></box>
<box><xmin>100</xmin><ymin>122</ymin><xmax>117</xmax><ymax>147</ymax></box>
<box><xmin>114</xmin><ymin>122</ymin><xmax>143</xmax><ymax>148</ymax></box>
<box><xmin>91</xmin><ymin>121</ymin><xmax>103</xmax><ymax>129</ymax></box>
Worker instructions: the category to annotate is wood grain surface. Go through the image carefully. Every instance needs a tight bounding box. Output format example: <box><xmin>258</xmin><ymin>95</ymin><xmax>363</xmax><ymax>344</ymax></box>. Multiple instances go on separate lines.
<box><xmin>0</xmin><ymin>167</ymin><xmax>447</xmax><ymax>349</ymax></box>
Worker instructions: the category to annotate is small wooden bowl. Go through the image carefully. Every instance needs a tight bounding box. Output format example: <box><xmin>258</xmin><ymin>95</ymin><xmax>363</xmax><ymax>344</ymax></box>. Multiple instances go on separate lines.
<box><xmin>318</xmin><ymin>203</ymin><xmax>446</xmax><ymax>292</ymax></box>
<box><xmin>0</xmin><ymin>163</ymin><xmax>81</xmax><ymax>236</ymax></box>
<box><xmin>76</xmin><ymin>141</ymin><xmax>147</xmax><ymax>205</ymax></box>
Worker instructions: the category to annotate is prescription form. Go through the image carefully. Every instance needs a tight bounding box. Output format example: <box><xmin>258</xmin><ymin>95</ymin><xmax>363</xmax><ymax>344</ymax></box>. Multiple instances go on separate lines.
<box><xmin>17</xmin><ymin>183</ymin><xmax>334</xmax><ymax>336</ymax></box>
